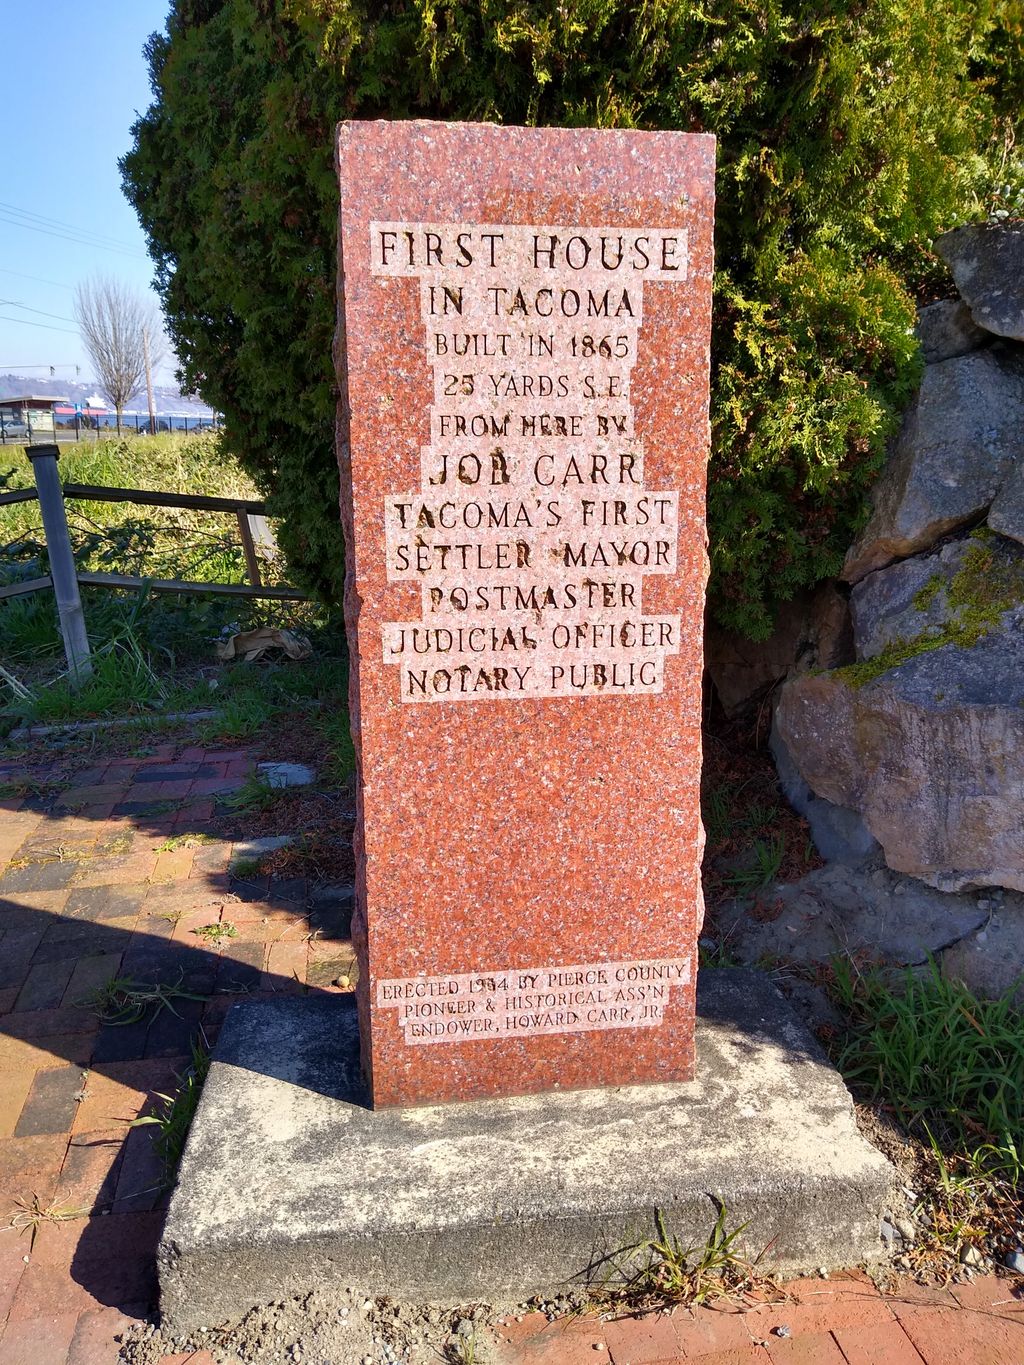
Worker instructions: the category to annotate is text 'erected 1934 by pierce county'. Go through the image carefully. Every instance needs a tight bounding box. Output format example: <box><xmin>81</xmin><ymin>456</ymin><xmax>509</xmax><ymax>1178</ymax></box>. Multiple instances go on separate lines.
<box><xmin>375</xmin><ymin>956</ymin><xmax>693</xmax><ymax>1044</ymax></box>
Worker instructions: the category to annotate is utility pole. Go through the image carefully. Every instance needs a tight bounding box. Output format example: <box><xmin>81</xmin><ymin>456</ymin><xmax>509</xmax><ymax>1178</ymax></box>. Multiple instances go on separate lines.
<box><xmin>143</xmin><ymin>327</ymin><xmax>157</xmax><ymax>435</ymax></box>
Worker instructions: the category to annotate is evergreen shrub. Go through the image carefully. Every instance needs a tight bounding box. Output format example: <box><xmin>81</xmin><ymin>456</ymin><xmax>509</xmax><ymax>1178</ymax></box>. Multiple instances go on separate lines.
<box><xmin>123</xmin><ymin>0</ymin><xmax>1024</xmax><ymax>637</ymax></box>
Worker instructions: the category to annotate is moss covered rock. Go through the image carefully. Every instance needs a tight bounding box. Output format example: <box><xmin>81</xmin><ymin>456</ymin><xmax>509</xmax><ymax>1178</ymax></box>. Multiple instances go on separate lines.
<box><xmin>776</xmin><ymin>622</ymin><xmax>1024</xmax><ymax>892</ymax></box>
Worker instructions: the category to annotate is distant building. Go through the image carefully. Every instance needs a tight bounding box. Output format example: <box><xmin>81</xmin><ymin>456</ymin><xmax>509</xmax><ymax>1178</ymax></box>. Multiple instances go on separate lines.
<box><xmin>52</xmin><ymin>396</ymin><xmax>109</xmax><ymax>428</ymax></box>
<box><xmin>0</xmin><ymin>395</ymin><xmax>69</xmax><ymax>443</ymax></box>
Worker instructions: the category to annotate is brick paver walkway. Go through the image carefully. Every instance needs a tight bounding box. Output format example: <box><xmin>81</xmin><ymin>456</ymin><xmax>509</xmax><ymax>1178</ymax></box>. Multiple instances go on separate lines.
<box><xmin>0</xmin><ymin>742</ymin><xmax>356</xmax><ymax>1364</ymax></box>
<box><xmin>0</xmin><ymin>744</ymin><xmax>1022</xmax><ymax>1364</ymax></box>
<box><xmin>489</xmin><ymin>1272</ymin><xmax>1024</xmax><ymax>1363</ymax></box>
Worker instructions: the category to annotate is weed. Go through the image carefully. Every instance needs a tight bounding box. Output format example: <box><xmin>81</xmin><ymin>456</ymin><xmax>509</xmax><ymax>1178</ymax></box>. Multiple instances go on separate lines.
<box><xmin>131</xmin><ymin>1034</ymin><xmax>211</xmax><ymax>1182</ymax></box>
<box><xmin>8</xmin><ymin>1193</ymin><xmax>90</xmax><ymax>1250</ymax></box>
<box><xmin>446</xmin><ymin>1326</ymin><xmax>478</xmax><ymax>1364</ymax></box>
<box><xmin>827</xmin><ymin>959</ymin><xmax>1024</xmax><ymax>1267</ymax></box>
<box><xmin>9</xmin><ymin>631</ymin><xmax>168</xmax><ymax>723</ymax></box>
<box><xmin>198</xmin><ymin>692</ymin><xmax>275</xmax><ymax>743</ymax></box>
<box><xmin>192</xmin><ymin>921</ymin><xmax>238</xmax><ymax>945</ymax></box>
<box><xmin>829</xmin><ymin>959</ymin><xmax>1024</xmax><ymax>1174</ymax></box>
<box><xmin>86</xmin><ymin>976</ymin><xmax>207</xmax><ymax>1026</ymax></box>
<box><xmin>317</xmin><ymin>708</ymin><xmax>356</xmax><ymax>787</ymax></box>
<box><xmin>156</xmin><ymin>832</ymin><xmax>214</xmax><ymax>853</ymax></box>
<box><xmin>229</xmin><ymin>857</ymin><xmax>262</xmax><ymax>880</ymax></box>
<box><xmin>0</xmin><ymin>776</ymin><xmax>57</xmax><ymax>802</ymax></box>
<box><xmin>698</xmin><ymin>922</ymin><xmax>741</xmax><ymax>969</ymax></box>
<box><xmin>724</xmin><ymin>835</ymin><xmax>786</xmax><ymax>893</ymax></box>
<box><xmin>701</xmin><ymin>782</ymin><xmax>734</xmax><ymax>849</ymax></box>
<box><xmin>222</xmin><ymin>772</ymin><xmax>278</xmax><ymax>814</ymax></box>
<box><xmin>596</xmin><ymin>1205</ymin><xmax>782</xmax><ymax>1314</ymax></box>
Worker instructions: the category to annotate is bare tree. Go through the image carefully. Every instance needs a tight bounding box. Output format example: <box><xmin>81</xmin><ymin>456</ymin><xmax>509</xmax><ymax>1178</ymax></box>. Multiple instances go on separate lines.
<box><xmin>74</xmin><ymin>277</ymin><xmax>165</xmax><ymax>435</ymax></box>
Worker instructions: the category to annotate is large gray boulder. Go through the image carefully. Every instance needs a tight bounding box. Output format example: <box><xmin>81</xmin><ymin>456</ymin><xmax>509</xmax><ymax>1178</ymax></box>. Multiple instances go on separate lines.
<box><xmin>989</xmin><ymin>461</ymin><xmax>1024</xmax><ymax>545</ymax></box>
<box><xmin>915</xmin><ymin>298</ymin><xmax>989</xmax><ymax>363</ymax></box>
<box><xmin>935</xmin><ymin>223</ymin><xmax>1024</xmax><ymax>343</ymax></box>
<box><xmin>715</xmin><ymin>862</ymin><xmax>989</xmax><ymax>971</ymax></box>
<box><xmin>849</xmin><ymin>539</ymin><xmax>972</xmax><ymax>661</ymax></box>
<box><xmin>770</xmin><ymin>723</ymin><xmax>879</xmax><ymax>867</ymax></box>
<box><xmin>849</xmin><ymin>534</ymin><xmax>1024</xmax><ymax>661</ymax></box>
<box><xmin>842</xmin><ymin>346</ymin><xmax>1024</xmax><ymax>583</ymax></box>
<box><xmin>942</xmin><ymin>899</ymin><xmax>1024</xmax><ymax>1006</ymax></box>
<box><xmin>775</xmin><ymin>628</ymin><xmax>1024</xmax><ymax>892</ymax></box>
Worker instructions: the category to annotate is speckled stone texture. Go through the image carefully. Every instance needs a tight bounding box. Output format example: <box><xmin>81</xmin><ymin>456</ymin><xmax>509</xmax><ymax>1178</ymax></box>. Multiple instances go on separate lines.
<box><xmin>335</xmin><ymin>120</ymin><xmax>715</xmax><ymax>1107</ymax></box>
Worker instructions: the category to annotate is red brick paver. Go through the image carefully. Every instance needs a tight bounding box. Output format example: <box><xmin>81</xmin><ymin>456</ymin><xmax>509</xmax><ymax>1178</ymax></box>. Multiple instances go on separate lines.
<box><xmin>489</xmin><ymin>1273</ymin><xmax>1024</xmax><ymax>1363</ymax></box>
<box><xmin>831</xmin><ymin>1318</ymin><xmax>925</xmax><ymax>1364</ymax></box>
<box><xmin>0</xmin><ymin>746</ymin><xmax>356</xmax><ymax>1363</ymax></box>
<box><xmin>492</xmin><ymin>1311</ymin><xmax>613</xmax><ymax>1362</ymax></box>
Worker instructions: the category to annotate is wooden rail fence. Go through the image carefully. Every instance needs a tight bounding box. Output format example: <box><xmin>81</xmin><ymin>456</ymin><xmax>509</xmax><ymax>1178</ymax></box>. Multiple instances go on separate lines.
<box><xmin>0</xmin><ymin>443</ymin><xmax>307</xmax><ymax>682</ymax></box>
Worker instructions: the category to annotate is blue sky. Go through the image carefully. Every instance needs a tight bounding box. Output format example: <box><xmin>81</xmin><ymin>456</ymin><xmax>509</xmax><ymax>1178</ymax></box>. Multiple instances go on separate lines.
<box><xmin>0</xmin><ymin>1</ymin><xmax>176</xmax><ymax>386</ymax></box>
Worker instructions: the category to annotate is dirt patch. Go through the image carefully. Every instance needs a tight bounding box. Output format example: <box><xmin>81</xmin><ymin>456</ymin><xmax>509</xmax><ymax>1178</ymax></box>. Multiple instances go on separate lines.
<box><xmin>701</xmin><ymin>705</ymin><xmax>823</xmax><ymax>910</ymax></box>
<box><xmin>213</xmin><ymin>788</ymin><xmax>356</xmax><ymax>884</ymax></box>
<box><xmin>853</xmin><ymin>1102</ymin><xmax>927</xmax><ymax>1187</ymax></box>
<box><xmin>258</xmin><ymin>831</ymin><xmax>356</xmax><ymax>884</ymax></box>
<box><xmin>118</xmin><ymin>1288</ymin><xmax>576</xmax><ymax>1364</ymax></box>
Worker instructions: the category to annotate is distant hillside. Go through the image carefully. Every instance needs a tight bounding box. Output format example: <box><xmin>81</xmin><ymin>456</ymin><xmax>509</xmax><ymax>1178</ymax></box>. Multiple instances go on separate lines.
<box><xmin>0</xmin><ymin>373</ymin><xmax>215</xmax><ymax>417</ymax></box>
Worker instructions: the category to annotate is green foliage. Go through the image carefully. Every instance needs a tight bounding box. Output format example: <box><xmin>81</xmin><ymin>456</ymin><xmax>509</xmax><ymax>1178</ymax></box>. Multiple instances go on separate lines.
<box><xmin>85</xmin><ymin>975</ymin><xmax>208</xmax><ymax>1026</ymax></box>
<box><xmin>723</xmin><ymin>833</ymin><xmax>786</xmax><ymax>892</ymax></box>
<box><xmin>122</xmin><ymin>0</ymin><xmax>1024</xmax><ymax>637</ymax></box>
<box><xmin>6</xmin><ymin>629</ymin><xmax>170</xmax><ymax>724</ymax></box>
<box><xmin>829</xmin><ymin>959</ymin><xmax>1024</xmax><ymax>1182</ymax></box>
<box><xmin>0</xmin><ymin>432</ymin><xmax>295</xmax><ymax>693</ymax></box>
<box><xmin>130</xmin><ymin>1035</ymin><xmax>211</xmax><ymax>1182</ymax></box>
<box><xmin>596</xmin><ymin>1202</ymin><xmax>779</xmax><ymax>1311</ymax></box>
<box><xmin>316</xmin><ymin>703</ymin><xmax>356</xmax><ymax>786</ymax></box>
<box><xmin>222</xmin><ymin>770</ymin><xmax>280</xmax><ymax>813</ymax></box>
<box><xmin>192</xmin><ymin>920</ymin><xmax>238</xmax><ymax>944</ymax></box>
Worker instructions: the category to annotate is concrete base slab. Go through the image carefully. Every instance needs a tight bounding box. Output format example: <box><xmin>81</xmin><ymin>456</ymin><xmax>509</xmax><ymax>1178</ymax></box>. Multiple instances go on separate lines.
<box><xmin>158</xmin><ymin>969</ymin><xmax>894</xmax><ymax>1332</ymax></box>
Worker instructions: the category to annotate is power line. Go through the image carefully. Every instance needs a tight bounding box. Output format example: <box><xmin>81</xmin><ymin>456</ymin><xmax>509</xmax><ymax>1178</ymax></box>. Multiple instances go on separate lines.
<box><xmin>0</xmin><ymin>199</ymin><xmax>145</xmax><ymax>255</ymax></box>
<box><xmin>0</xmin><ymin>314</ymin><xmax>79</xmax><ymax>336</ymax></box>
<box><xmin>0</xmin><ymin>212</ymin><xmax>146</xmax><ymax>260</ymax></box>
<box><xmin>0</xmin><ymin>363</ymin><xmax>79</xmax><ymax>370</ymax></box>
<box><xmin>0</xmin><ymin>267</ymin><xmax>74</xmax><ymax>293</ymax></box>
<box><xmin>0</xmin><ymin>299</ymin><xmax>78</xmax><ymax>325</ymax></box>
<box><xmin>0</xmin><ymin>210</ymin><xmax>147</xmax><ymax>261</ymax></box>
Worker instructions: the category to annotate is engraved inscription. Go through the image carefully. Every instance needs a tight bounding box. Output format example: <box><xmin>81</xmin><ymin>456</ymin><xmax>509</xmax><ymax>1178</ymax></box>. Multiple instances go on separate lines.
<box><xmin>371</xmin><ymin>223</ymin><xmax>693</xmax><ymax>702</ymax></box>
<box><xmin>376</xmin><ymin>956</ymin><xmax>692</xmax><ymax>1045</ymax></box>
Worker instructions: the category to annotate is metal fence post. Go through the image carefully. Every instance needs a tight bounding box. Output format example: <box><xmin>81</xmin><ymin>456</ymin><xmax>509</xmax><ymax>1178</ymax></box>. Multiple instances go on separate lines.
<box><xmin>26</xmin><ymin>444</ymin><xmax>92</xmax><ymax>683</ymax></box>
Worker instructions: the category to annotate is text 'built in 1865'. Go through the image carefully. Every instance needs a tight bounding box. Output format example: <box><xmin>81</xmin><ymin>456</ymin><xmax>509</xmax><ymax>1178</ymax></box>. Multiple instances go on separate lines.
<box><xmin>336</xmin><ymin>121</ymin><xmax>714</xmax><ymax>1107</ymax></box>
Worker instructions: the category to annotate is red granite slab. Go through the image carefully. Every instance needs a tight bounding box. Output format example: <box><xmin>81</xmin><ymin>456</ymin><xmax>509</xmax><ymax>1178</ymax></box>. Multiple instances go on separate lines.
<box><xmin>335</xmin><ymin>120</ymin><xmax>715</xmax><ymax>1107</ymax></box>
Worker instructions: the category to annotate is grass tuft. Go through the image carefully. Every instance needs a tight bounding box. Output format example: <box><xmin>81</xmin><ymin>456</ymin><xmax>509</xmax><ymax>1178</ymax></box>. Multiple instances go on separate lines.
<box><xmin>85</xmin><ymin>975</ymin><xmax>207</xmax><ymax>1026</ymax></box>
<box><xmin>222</xmin><ymin>771</ymin><xmax>279</xmax><ymax>814</ymax></box>
<box><xmin>7</xmin><ymin>1193</ymin><xmax>91</xmax><ymax>1251</ymax></box>
<box><xmin>827</xmin><ymin>959</ymin><xmax>1024</xmax><ymax>1268</ymax></box>
<box><xmin>595</xmin><ymin>1204</ymin><xmax>783</xmax><ymax>1314</ymax></box>
<box><xmin>829</xmin><ymin>959</ymin><xmax>1024</xmax><ymax>1177</ymax></box>
<box><xmin>131</xmin><ymin>1034</ymin><xmax>211</xmax><ymax>1183</ymax></box>
<box><xmin>724</xmin><ymin>835</ymin><xmax>787</xmax><ymax>893</ymax></box>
